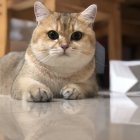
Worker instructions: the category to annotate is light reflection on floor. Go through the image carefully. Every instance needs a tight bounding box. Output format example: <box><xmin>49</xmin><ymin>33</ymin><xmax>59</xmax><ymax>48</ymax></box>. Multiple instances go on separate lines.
<box><xmin>0</xmin><ymin>92</ymin><xmax>140</xmax><ymax>140</ymax></box>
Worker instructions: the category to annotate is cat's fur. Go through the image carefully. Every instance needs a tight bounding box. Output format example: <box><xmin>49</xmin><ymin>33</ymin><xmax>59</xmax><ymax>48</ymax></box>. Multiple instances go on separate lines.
<box><xmin>0</xmin><ymin>2</ymin><xmax>98</xmax><ymax>102</ymax></box>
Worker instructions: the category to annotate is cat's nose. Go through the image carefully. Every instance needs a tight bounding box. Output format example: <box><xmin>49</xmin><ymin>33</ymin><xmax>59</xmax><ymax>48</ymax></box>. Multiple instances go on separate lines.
<box><xmin>61</xmin><ymin>45</ymin><xmax>69</xmax><ymax>50</ymax></box>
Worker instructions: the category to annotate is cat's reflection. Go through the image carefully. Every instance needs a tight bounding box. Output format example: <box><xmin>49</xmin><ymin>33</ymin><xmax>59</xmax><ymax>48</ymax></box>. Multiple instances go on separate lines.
<box><xmin>11</xmin><ymin>99</ymin><xmax>83</xmax><ymax>115</ymax></box>
<box><xmin>60</xmin><ymin>100</ymin><xmax>84</xmax><ymax>114</ymax></box>
<box><xmin>1</xmin><ymin>99</ymin><xmax>95</xmax><ymax>140</ymax></box>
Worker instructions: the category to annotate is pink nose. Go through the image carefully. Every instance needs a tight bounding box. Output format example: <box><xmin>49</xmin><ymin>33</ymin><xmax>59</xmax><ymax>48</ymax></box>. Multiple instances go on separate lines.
<box><xmin>61</xmin><ymin>45</ymin><xmax>69</xmax><ymax>50</ymax></box>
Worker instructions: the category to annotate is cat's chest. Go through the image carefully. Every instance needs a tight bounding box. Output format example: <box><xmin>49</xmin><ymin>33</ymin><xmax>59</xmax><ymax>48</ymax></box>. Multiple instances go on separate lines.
<box><xmin>30</xmin><ymin>65</ymin><xmax>70</xmax><ymax>94</ymax></box>
<box><xmin>41</xmin><ymin>74</ymin><xmax>68</xmax><ymax>95</ymax></box>
<box><xmin>47</xmin><ymin>77</ymin><xmax>63</xmax><ymax>91</ymax></box>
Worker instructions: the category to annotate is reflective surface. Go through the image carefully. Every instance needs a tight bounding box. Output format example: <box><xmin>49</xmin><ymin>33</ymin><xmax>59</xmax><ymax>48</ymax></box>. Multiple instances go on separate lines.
<box><xmin>0</xmin><ymin>92</ymin><xmax>140</xmax><ymax>140</ymax></box>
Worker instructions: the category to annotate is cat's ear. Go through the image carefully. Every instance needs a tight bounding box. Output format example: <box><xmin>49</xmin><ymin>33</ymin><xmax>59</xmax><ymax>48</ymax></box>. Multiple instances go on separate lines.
<box><xmin>80</xmin><ymin>4</ymin><xmax>97</xmax><ymax>23</ymax></box>
<box><xmin>34</xmin><ymin>1</ymin><xmax>50</xmax><ymax>22</ymax></box>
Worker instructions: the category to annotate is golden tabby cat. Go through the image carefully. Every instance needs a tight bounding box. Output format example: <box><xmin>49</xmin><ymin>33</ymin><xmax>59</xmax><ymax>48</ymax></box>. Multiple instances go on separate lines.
<box><xmin>0</xmin><ymin>1</ymin><xmax>98</xmax><ymax>102</ymax></box>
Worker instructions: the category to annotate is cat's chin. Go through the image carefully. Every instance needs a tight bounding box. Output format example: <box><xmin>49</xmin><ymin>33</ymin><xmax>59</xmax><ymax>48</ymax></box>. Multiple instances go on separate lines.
<box><xmin>45</xmin><ymin>54</ymin><xmax>93</xmax><ymax>74</ymax></box>
<box><xmin>58</xmin><ymin>52</ymin><xmax>70</xmax><ymax>57</ymax></box>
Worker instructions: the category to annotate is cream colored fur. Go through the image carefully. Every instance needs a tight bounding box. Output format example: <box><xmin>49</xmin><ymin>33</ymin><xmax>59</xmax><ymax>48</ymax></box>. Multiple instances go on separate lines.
<box><xmin>0</xmin><ymin>2</ymin><xmax>98</xmax><ymax>102</ymax></box>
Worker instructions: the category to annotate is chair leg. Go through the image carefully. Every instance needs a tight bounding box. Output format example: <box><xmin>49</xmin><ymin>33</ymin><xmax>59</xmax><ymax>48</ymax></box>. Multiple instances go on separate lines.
<box><xmin>108</xmin><ymin>4</ymin><xmax>122</xmax><ymax>60</ymax></box>
<box><xmin>0</xmin><ymin>0</ymin><xmax>8</xmax><ymax>57</ymax></box>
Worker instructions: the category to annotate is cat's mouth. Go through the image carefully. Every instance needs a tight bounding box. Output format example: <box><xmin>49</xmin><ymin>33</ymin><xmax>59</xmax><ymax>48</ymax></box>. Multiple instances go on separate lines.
<box><xmin>61</xmin><ymin>51</ymin><xmax>69</xmax><ymax>56</ymax></box>
<box><xmin>60</xmin><ymin>51</ymin><xmax>70</xmax><ymax>57</ymax></box>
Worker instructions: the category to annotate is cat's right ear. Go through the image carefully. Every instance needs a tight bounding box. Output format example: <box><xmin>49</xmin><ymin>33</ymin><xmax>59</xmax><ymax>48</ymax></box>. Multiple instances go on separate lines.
<box><xmin>34</xmin><ymin>1</ymin><xmax>50</xmax><ymax>23</ymax></box>
<box><xmin>80</xmin><ymin>4</ymin><xmax>97</xmax><ymax>23</ymax></box>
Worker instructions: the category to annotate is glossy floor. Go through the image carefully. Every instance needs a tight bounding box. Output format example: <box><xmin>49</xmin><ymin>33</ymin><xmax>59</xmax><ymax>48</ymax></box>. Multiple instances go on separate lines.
<box><xmin>0</xmin><ymin>92</ymin><xmax>140</xmax><ymax>140</ymax></box>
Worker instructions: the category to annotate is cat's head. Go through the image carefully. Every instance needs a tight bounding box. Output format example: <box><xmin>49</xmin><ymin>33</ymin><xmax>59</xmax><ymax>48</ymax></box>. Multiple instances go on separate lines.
<box><xmin>30</xmin><ymin>1</ymin><xmax>97</xmax><ymax>72</ymax></box>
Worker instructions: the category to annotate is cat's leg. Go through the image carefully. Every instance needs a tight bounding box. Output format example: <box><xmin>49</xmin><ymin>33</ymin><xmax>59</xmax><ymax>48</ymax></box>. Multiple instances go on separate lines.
<box><xmin>11</xmin><ymin>77</ymin><xmax>53</xmax><ymax>102</ymax></box>
<box><xmin>60</xmin><ymin>80</ymin><xmax>98</xmax><ymax>100</ymax></box>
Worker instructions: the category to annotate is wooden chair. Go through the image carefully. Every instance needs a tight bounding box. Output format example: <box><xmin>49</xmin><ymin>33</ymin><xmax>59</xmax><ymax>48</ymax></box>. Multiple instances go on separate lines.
<box><xmin>0</xmin><ymin>0</ymin><xmax>35</xmax><ymax>57</ymax></box>
<box><xmin>0</xmin><ymin>0</ymin><xmax>8</xmax><ymax>57</ymax></box>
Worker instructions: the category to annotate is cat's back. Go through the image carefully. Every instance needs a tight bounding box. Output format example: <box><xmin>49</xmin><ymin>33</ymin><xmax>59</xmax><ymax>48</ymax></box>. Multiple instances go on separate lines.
<box><xmin>0</xmin><ymin>52</ymin><xmax>25</xmax><ymax>95</ymax></box>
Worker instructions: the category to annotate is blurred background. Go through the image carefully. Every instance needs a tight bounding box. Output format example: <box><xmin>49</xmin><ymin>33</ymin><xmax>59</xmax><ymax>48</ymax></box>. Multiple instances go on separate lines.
<box><xmin>0</xmin><ymin>0</ymin><xmax>140</xmax><ymax>89</ymax></box>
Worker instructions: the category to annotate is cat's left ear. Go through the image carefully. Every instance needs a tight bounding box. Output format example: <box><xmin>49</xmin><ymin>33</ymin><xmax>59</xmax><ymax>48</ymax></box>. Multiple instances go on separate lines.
<box><xmin>80</xmin><ymin>4</ymin><xmax>97</xmax><ymax>23</ymax></box>
<box><xmin>34</xmin><ymin>1</ymin><xmax>50</xmax><ymax>23</ymax></box>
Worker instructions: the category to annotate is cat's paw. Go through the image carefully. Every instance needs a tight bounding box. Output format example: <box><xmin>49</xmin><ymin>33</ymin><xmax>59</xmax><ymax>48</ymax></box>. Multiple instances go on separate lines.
<box><xmin>24</xmin><ymin>86</ymin><xmax>53</xmax><ymax>102</ymax></box>
<box><xmin>60</xmin><ymin>84</ymin><xmax>84</xmax><ymax>100</ymax></box>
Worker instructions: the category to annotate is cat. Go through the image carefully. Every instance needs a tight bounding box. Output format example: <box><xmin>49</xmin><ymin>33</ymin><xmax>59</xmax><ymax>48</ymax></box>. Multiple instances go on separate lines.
<box><xmin>0</xmin><ymin>1</ymin><xmax>98</xmax><ymax>102</ymax></box>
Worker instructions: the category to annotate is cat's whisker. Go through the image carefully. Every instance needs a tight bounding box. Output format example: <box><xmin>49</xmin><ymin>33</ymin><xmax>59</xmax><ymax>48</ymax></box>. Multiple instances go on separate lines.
<box><xmin>49</xmin><ymin>50</ymin><xmax>63</xmax><ymax>55</ymax></box>
<box><xmin>33</xmin><ymin>52</ymin><xmax>50</xmax><ymax>63</ymax></box>
<box><xmin>50</xmin><ymin>50</ymin><xmax>62</xmax><ymax>53</ymax></box>
<box><xmin>78</xmin><ymin>50</ymin><xmax>92</xmax><ymax>55</ymax></box>
<box><xmin>35</xmin><ymin>50</ymin><xmax>62</xmax><ymax>64</ymax></box>
<box><xmin>32</xmin><ymin>51</ymin><xmax>48</xmax><ymax>57</ymax></box>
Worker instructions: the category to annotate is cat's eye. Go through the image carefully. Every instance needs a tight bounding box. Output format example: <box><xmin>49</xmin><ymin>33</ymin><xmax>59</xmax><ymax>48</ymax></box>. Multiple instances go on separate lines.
<box><xmin>47</xmin><ymin>30</ymin><xmax>59</xmax><ymax>40</ymax></box>
<box><xmin>71</xmin><ymin>31</ymin><xmax>83</xmax><ymax>41</ymax></box>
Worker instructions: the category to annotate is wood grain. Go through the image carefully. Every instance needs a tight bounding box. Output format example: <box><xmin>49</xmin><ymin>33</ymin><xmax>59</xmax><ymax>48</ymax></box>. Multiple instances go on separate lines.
<box><xmin>0</xmin><ymin>0</ymin><xmax>8</xmax><ymax>57</ymax></box>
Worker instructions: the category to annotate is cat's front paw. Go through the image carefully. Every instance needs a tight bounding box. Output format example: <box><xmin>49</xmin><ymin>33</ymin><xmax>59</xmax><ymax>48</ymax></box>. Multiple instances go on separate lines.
<box><xmin>60</xmin><ymin>84</ymin><xmax>84</xmax><ymax>100</ymax></box>
<box><xmin>24</xmin><ymin>86</ymin><xmax>53</xmax><ymax>102</ymax></box>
